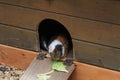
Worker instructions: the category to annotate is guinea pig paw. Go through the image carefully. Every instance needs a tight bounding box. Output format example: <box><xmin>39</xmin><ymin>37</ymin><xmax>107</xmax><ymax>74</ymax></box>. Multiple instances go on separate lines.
<box><xmin>36</xmin><ymin>53</ymin><xmax>46</xmax><ymax>60</ymax></box>
<box><xmin>64</xmin><ymin>58</ymin><xmax>73</xmax><ymax>66</ymax></box>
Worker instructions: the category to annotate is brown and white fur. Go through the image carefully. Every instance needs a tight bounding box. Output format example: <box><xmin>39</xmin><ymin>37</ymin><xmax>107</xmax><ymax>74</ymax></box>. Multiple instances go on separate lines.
<box><xmin>37</xmin><ymin>35</ymin><xmax>73</xmax><ymax>66</ymax></box>
<box><xmin>48</xmin><ymin>35</ymin><xmax>68</xmax><ymax>61</ymax></box>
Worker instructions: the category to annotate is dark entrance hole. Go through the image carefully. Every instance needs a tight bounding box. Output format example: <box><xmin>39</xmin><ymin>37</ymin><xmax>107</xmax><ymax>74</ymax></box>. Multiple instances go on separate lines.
<box><xmin>38</xmin><ymin>19</ymin><xmax>73</xmax><ymax>54</ymax></box>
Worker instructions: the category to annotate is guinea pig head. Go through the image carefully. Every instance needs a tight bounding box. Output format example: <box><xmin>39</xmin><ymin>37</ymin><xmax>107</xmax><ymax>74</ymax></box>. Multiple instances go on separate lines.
<box><xmin>49</xmin><ymin>44</ymin><xmax>63</xmax><ymax>61</ymax></box>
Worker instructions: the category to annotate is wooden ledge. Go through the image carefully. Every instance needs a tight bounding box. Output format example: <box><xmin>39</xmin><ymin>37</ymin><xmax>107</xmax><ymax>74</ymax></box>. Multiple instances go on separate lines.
<box><xmin>0</xmin><ymin>44</ymin><xmax>120</xmax><ymax>80</ymax></box>
<box><xmin>0</xmin><ymin>44</ymin><xmax>37</xmax><ymax>69</ymax></box>
<box><xmin>69</xmin><ymin>62</ymin><xmax>120</xmax><ymax>80</ymax></box>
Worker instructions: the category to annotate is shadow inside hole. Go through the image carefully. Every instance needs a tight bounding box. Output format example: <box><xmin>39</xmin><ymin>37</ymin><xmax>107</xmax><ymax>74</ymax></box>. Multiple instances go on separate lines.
<box><xmin>38</xmin><ymin>19</ymin><xmax>73</xmax><ymax>54</ymax></box>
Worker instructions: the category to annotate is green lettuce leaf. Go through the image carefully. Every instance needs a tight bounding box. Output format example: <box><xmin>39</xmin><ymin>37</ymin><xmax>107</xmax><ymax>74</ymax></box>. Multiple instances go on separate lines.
<box><xmin>52</xmin><ymin>61</ymin><xmax>68</xmax><ymax>73</ymax></box>
<box><xmin>36</xmin><ymin>61</ymin><xmax>68</xmax><ymax>80</ymax></box>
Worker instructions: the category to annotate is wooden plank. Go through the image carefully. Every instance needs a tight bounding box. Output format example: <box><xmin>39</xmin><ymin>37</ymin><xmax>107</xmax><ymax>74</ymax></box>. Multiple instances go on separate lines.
<box><xmin>73</xmin><ymin>40</ymin><xmax>120</xmax><ymax>71</ymax></box>
<box><xmin>0</xmin><ymin>44</ymin><xmax>120</xmax><ymax>80</ymax></box>
<box><xmin>0</xmin><ymin>4</ymin><xmax>120</xmax><ymax>48</ymax></box>
<box><xmin>69</xmin><ymin>62</ymin><xmax>120</xmax><ymax>80</ymax></box>
<box><xmin>70</xmin><ymin>19</ymin><xmax>120</xmax><ymax>49</ymax></box>
<box><xmin>0</xmin><ymin>44</ymin><xmax>37</xmax><ymax>70</ymax></box>
<box><xmin>20</xmin><ymin>58</ymin><xmax>75</xmax><ymax>80</ymax></box>
<box><xmin>0</xmin><ymin>24</ymin><xmax>37</xmax><ymax>51</ymax></box>
<box><xmin>0</xmin><ymin>0</ymin><xmax>120</xmax><ymax>24</ymax></box>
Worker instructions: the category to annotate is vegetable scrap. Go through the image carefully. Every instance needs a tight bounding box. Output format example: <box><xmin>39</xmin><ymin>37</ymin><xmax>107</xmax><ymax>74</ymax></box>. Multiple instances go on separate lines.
<box><xmin>36</xmin><ymin>61</ymin><xmax>68</xmax><ymax>80</ymax></box>
<box><xmin>52</xmin><ymin>61</ymin><xmax>68</xmax><ymax>73</ymax></box>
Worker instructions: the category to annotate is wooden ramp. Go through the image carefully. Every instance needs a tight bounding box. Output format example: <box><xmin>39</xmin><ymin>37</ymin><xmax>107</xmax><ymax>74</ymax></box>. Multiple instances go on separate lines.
<box><xmin>20</xmin><ymin>57</ymin><xmax>75</xmax><ymax>80</ymax></box>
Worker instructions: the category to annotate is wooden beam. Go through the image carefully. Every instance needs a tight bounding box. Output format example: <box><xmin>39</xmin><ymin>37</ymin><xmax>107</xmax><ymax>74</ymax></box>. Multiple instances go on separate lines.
<box><xmin>0</xmin><ymin>0</ymin><xmax>120</xmax><ymax>24</ymax></box>
<box><xmin>0</xmin><ymin>44</ymin><xmax>37</xmax><ymax>69</ymax></box>
<box><xmin>69</xmin><ymin>62</ymin><xmax>120</xmax><ymax>80</ymax></box>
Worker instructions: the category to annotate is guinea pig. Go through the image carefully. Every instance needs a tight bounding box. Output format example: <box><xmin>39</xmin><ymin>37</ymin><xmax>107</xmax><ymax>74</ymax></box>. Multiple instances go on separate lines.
<box><xmin>37</xmin><ymin>35</ymin><xmax>73</xmax><ymax>66</ymax></box>
<box><xmin>48</xmin><ymin>35</ymin><xmax>73</xmax><ymax>66</ymax></box>
<box><xmin>48</xmin><ymin>35</ymin><xmax>68</xmax><ymax>61</ymax></box>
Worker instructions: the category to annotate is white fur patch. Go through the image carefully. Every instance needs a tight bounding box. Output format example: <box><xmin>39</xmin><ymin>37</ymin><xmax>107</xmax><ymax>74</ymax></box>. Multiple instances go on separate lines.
<box><xmin>48</xmin><ymin>40</ymin><xmax>65</xmax><ymax>56</ymax></box>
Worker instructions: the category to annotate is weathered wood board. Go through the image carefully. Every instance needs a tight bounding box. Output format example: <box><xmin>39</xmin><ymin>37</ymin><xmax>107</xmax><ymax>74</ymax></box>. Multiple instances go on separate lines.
<box><xmin>20</xmin><ymin>58</ymin><xmax>75</xmax><ymax>80</ymax></box>
<box><xmin>0</xmin><ymin>0</ymin><xmax>120</xmax><ymax>24</ymax></box>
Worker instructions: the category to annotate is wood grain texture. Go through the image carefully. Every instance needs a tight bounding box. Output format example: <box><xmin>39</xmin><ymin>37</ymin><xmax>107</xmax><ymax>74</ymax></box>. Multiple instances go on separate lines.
<box><xmin>0</xmin><ymin>44</ymin><xmax>120</xmax><ymax>80</ymax></box>
<box><xmin>0</xmin><ymin>4</ymin><xmax>120</xmax><ymax>49</ymax></box>
<box><xmin>73</xmin><ymin>40</ymin><xmax>120</xmax><ymax>71</ymax></box>
<box><xmin>69</xmin><ymin>62</ymin><xmax>120</xmax><ymax>80</ymax></box>
<box><xmin>20</xmin><ymin>58</ymin><xmax>75</xmax><ymax>80</ymax></box>
<box><xmin>0</xmin><ymin>0</ymin><xmax>120</xmax><ymax>24</ymax></box>
<box><xmin>0</xmin><ymin>24</ymin><xmax>37</xmax><ymax>51</ymax></box>
<box><xmin>0</xmin><ymin>44</ymin><xmax>37</xmax><ymax>70</ymax></box>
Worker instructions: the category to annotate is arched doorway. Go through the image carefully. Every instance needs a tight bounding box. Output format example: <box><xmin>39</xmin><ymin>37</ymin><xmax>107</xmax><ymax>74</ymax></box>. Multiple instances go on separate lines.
<box><xmin>38</xmin><ymin>19</ymin><xmax>73</xmax><ymax>55</ymax></box>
